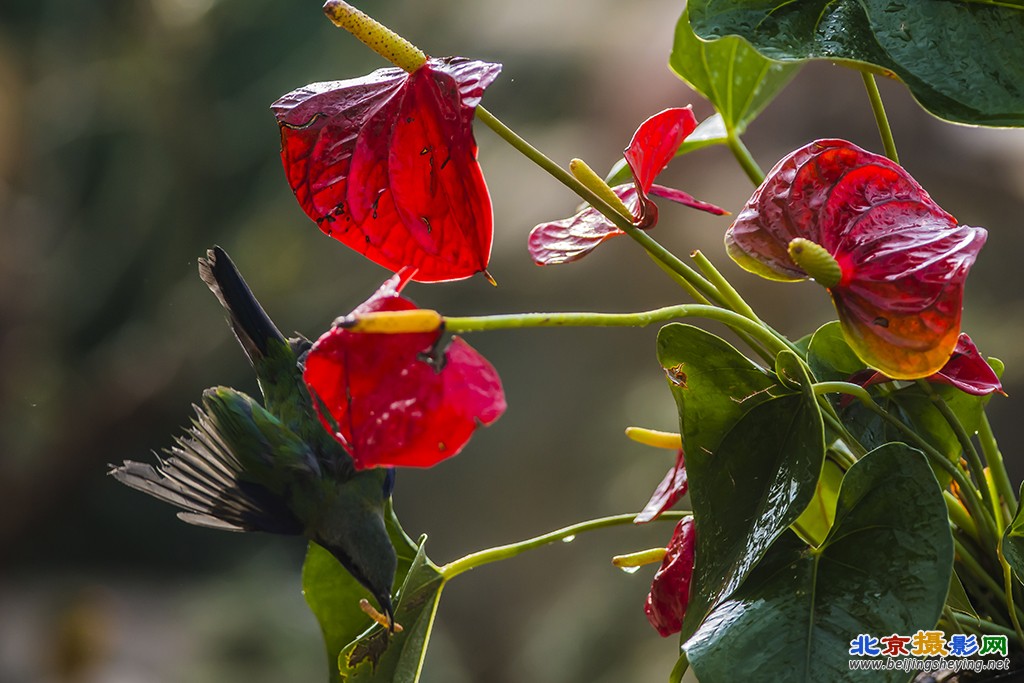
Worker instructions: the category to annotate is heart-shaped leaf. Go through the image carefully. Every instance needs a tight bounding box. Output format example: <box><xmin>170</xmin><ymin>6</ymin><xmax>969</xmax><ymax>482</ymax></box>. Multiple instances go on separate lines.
<box><xmin>303</xmin><ymin>501</ymin><xmax>420</xmax><ymax>683</ymax></box>
<box><xmin>658</xmin><ymin>326</ymin><xmax>824</xmax><ymax>640</ymax></box>
<box><xmin>670</xmin><ymin>5</ymin><xmax>799</xmax><ymax>134</ymax></box>
<box><xmin>273</xmin><ymin>58</ymin><xmax>502</xmax><ymax>282</ymax></box>
<box><xmin>685</xmin><ymin>443</ymin><xmax>953</xmax><ymax>683</ymax></box>
<box><xmin>337</xmin><ymin>536</ymin><xmax>445</xmax><ymax>683</ymax></box>
<box><xmin>688</xmin><ymin>0</ymin><xmax>1024</xmax><ymax>126</ymax></box>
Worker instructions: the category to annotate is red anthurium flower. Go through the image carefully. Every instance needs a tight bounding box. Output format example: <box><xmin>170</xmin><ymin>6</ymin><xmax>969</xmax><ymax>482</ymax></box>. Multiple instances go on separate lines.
<box><xmin>273</xmin><ymin>57</ymin><xmax>502</xmax><ymax>283</ymax></box>
<box><xmin>303</xmin><ymin>270</ymin><xmax>506</xmax><ymax>469</ymax></box>
<box><xmin>858</xmin><ymin>333</ymin><xmax>1004</xmax><ymax>397</ymax></box>
<box><xmin>645</xmin><ymin>517</ymin><xmax>696</xmax><ymax>637</ymax></box>
<box><xmin>726</xmin><ymin>139</ymin><xmax>987</xmax><ymax>380</ymax></box>
<box><xmin>528</xmin><ymin>107</ymin><xmax>726</xmax><ymax>265</ymax></box>
<box><xmin>635</xmin><ymin>449</ymin><xmax>688</xmax><ymax>524</ymax></box>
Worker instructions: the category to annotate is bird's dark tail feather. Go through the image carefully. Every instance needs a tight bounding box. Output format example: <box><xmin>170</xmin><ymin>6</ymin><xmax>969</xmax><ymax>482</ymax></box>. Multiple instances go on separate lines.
<box><xmin>198</xmin><ymin>246</ymin><xmax>285</xmax><ymax>367</ymax></box>
<box><xmin>110</xmin><ymin>404</ymin><xmax>302</xmax><ymax>535</ymax></box>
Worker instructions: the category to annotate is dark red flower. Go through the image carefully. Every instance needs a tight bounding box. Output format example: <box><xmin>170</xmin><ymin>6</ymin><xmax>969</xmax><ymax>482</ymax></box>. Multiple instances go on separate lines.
<box><xmin>859</xmin><ymin>333</ymin><xmax>1004</xmax><ymax>397</ymax></box>
<box><xmin>635</xmin><ymin>449</ymin><xmax>688</xmax><ymax>524</ymax></box>
<box><xmin>726</xmin><ymin>139</ymin><xmax>987</xmax><ymax>379</ymax></box>
<box><xmin>303</xmin><ymin>270</ymin><xmax>506</xmax><ymax>469</ymax></box>
<box><xmin>528</xmin><ymin>107</ymin><xmax>726</xmax><ymax>265</ymax></box>
<box><xmin>273</xmin><ymin>57</ymin><xmax>502</xmax><ymax>282</ymax></box>
<box><xmin>645</xmin><ymin>517</ymin><xmax>696</xmax><ymax>637</ymax></box>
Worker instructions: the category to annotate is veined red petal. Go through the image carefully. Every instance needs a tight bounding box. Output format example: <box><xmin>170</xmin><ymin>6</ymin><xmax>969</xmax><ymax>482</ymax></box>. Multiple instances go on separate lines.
<box><xmin>726</xmin><ymin>139</ymin><xmax>987</xmax><ymax>379</ymax></box>
<box><xmin>624</xmin><ymin>108</ymin><xmax>698</xmax><ymax>193</ymax></box>
<box><xmin>634</xmin><ymin>449</ymin><xmax>688</xmax><ymax>524</ymax></box>
<box><xmin>860</xmin><ymin>333</ymin><xmax>1004</xmax><ymax>397</ymax></box>
<box><xmin>303</xmin><ymin>279</ymin><xmax>506</xmax><ymax>469</ymax></box>
<box><xmin>273</xmin><ymin>58</ymin><xmax>501</xmax><ymax>282</ymax></box>
<box><xmin>529</xmin><ymin>107</ymin><xmax>718</xmax><ymax>265</ymax></box>
<box><xmin>527</xmin><ymin>185</ymin><xmax>639</xmax><ymax>265</ymax></box>
<box><xmin>645</xmin><ymin>517</ymin><xmax>695</xmax><ymax>637</ymax></box>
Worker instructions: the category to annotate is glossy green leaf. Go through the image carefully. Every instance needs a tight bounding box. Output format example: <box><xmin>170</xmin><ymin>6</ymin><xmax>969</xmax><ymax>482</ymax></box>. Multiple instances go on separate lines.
<box><xmin>688</xmin><ymin>0</ymin><xmax>1024</xmax><ymax>126</ymax></box>
<box><xmin>685</xmin><ymin>444</ymin><xmax>953</xmax><ymax>682</ymax></box>
<box><xmin>1000</xmin><ymin>482</ymin><xmax>1024</xmax><ymax>585</ymax></box>
<box><xmin>793</xmin><ymin>457</ymin><xmax>843</xmax><ymax>546</ymax></box>
<box><xmin>302</xmin><ymin>501</ymin><xmax>428</xmax><ymax>683</ymax></box>
<box><xmin>658</xmin><ymin>327</ymin><xmax>825</xmax><ymax>641</ymax></box>
<box><xmin>670</xmin><ymin>5</ymin><xmax>799</xmax><ymax>134</ymax></box>
<box><xmin>605</xmin><ymin>114</ymin><xmax>728</xmax><ymax>186</ymax></box>
<box><xmin>807</xmin><ymin>321</ymin><xmax>867</xmax><ymax>383</ymax></box>
<box><xmin>657</xmin><ymin>324</ymin><xmax>781</xmax><ymax>459</ymax></box>
<box><xmin>947</xmin><ymin>570</ymin><xmax>979</xmax><ymax>622</ymax></box>
<box><xmin>338</xmin><ymin>537</ymin><xmax>445</xmax><ymax>683</ymax></box>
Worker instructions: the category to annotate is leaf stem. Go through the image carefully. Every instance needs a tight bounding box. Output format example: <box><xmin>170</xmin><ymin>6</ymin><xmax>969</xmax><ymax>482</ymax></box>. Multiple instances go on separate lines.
<box><xmin>861</xmin><ymin>73</ymin><xmax>899</xmax><ymax>164</ymax></box>
<box><xmin>726</xmin><ymin>130</ymin><xmax>765</xmax><ymax>185</ymax></box>
<box><xmin>440</xmin><ymin>511</ymin><xmax>687</xmax><ymax>580</ymax></box>
<box><xmin>444</xmin><ymin>304</ymin><xmax>791</xmax><ymax>356</ymax></box>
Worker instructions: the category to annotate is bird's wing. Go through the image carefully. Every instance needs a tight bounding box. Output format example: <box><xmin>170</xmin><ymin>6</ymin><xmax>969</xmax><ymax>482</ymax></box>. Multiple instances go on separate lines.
<box><xmin>110</xmin><ymin>387</ymin><xmax>319</xmax><ymax>534</ymax></box>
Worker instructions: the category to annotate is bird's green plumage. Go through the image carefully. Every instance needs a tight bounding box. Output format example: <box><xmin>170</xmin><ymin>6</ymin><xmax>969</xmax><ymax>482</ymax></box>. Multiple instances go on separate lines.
<box><xmin>111</xmin><ymin>246</ymin><xmax>397</xmax><ymax>623</ymax></box>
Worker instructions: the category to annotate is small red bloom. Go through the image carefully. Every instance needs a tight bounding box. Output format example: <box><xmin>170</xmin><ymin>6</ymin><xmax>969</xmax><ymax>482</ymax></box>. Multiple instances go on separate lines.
<box><xmin>303</xmin><ymin>270</ymin><xmax>506</xmax><ymax>469</ymax></box>
<box><xmin>635</xmin><ymin>449</ymin><xmax>688</xmax><ymax>524</ymax></box>
<box><xmin>273</xmin><ymin>58</ymin><xmax>502</xmax><ymax>282</ymax></box>
<box><xmin>726</xmin><ymin>139</ymin><xmax>987</xmax><ymax>379</ymax></box>
<box><xmin>645</xmin><ymin>517</ymin><xmax>696</xmax><ymax>637</ymax></box>
<box><xmin>528</xmin><ymin>107</ymin><xmax>726</xmax><ymax>265</ymax></box>
<box><xmin>859</xmin><ymin>333</ymin><xmax>1004</xmax><ymax>397</ymax></box>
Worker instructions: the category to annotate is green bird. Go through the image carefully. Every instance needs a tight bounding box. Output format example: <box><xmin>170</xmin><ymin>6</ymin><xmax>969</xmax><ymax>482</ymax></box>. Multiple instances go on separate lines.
<box><xmin>111</xmin><ymin>246</ymin><xmax>397</xmax><ymax>624</ymax></box>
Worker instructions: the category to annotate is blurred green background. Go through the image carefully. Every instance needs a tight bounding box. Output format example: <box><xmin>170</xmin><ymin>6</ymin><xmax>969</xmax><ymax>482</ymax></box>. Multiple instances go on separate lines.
<box><xmin>3</xmin><ymin>0</ymin><xmax>1023</xmax><ymax>681</ymax></box>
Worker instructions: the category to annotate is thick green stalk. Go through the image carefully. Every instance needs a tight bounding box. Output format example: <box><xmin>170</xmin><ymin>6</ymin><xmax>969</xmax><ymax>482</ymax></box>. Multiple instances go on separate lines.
<box><xmin>981</xmin><ymin>412</ymin><xmax>1018</xmax><ymax>518</ymax></box>
<box><xmin>444</xmin><ymin>305</ymin><xmax>791</xmax><ymax>357</ymax></box>
<box><xmin>862</xmin><ymin>73</ymin><xmax>899</xmax><ymax>163</ymax></box>
<box><xmin>441</xmin><ymin>511</ymin><xmax>687</xmax><ymax>580</ymax></box>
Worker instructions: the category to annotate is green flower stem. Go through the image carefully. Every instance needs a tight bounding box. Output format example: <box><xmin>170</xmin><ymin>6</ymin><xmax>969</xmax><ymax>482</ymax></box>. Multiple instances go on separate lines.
<box><xmin>440</xmin><ymin>511</ymin><xmax>688</xmax><ymax>580</ymax></box>
<box><xmin>474</xmin><ymin>106</ymin><xmax>723</xmax><ymax>305</ymax></box>
<box><xmin>945</xmin><ymin>491</ymin><xmax>980</xmax><ymax>544</ymax></box>
<box><xmin>862</xmin><ymin>73</ymin><xmax>899</xmax><ymax>164</ymax></box>
<box><xmin>726</xmin><ymin>130</ymin><xmax>765</xmax><ymax>185</ymax></box>
<box><xmin>812</xmin><ymin>381</ymin><xmax>999</xmax><ymax>549</ymax></box>
<box><xmin>444</xmin><ymin>304</ymin><xmax>791</xmax><ymax>357</ymax></box>
<box><xmin>980</xmin><ymin>412</ymin><xmax>1018</xmax><ymax>518</ymax></box>
<box><xmin>916</xmin><ymin>380</ymin><xmax>997</xmax><ymax>523</ymax></box>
